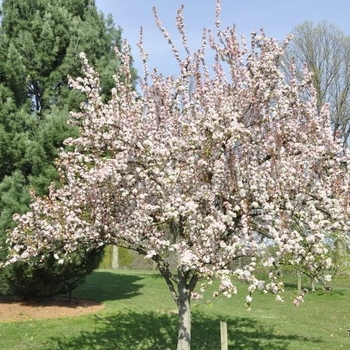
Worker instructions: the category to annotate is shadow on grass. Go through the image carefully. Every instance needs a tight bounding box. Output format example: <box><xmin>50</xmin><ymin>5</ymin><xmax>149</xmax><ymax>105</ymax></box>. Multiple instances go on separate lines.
<box><xmin>313</xmin><ymin>289</ymin><xmax>345</xmax><ymax>296</ymax></box>
<box><xmin>70</xmin><ymin>271</ymin><xmax>144</xmax><ymax>303</ymax></box>
<box><xmin>282</xmin><ymin>281</ymin><xmax>346</xmax><ymax>296</ymax></box>
<box><xmin>47</xmin><ymin>310</ymin><xmax>322</xmax><ymax>350</ymax></box>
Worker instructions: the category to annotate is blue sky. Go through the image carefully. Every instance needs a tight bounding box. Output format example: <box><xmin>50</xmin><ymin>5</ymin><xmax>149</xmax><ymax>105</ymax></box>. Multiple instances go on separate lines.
<box><xmin>96</xmin><ymin>0</ymin><xmax>350</xmax><ymax>78</ymax></box>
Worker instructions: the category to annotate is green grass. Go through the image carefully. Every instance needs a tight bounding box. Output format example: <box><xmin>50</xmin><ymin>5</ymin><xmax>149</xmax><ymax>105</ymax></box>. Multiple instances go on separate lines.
<box><xmin>1</xmin><ymin>269</ymin><xmax>350</xmax><ymax>349</ymax></box>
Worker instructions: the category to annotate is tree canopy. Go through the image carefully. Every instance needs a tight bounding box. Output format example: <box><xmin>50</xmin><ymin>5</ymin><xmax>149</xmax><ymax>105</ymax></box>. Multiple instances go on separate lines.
<box><xmin>0</xmin><ymin>0</ymin><xmax>137</xmax><ymax>231</ymax></box>
<box><xmin>0</xmin><ymin>0</ymin><xmax>136</xmax><ymax>297</ymax></box>
<box><xmin>283</xmin><ymin>21</ymin><xmax>350</xmax><ymax>147</ymax></box>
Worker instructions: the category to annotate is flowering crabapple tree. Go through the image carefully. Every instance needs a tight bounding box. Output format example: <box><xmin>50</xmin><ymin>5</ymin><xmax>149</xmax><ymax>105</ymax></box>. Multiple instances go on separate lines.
<box><xmin>5</xmin><ymin>2</ymin><xmax>350</xmax><ymax>349</ymax></box>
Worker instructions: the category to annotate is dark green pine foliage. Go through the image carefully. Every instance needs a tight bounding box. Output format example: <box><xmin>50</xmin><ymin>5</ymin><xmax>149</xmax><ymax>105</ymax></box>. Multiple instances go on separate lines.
<box><xmin>0</xmin><ymin>0</ymin><xmax>137</xmax><ymax>298</ymax></box>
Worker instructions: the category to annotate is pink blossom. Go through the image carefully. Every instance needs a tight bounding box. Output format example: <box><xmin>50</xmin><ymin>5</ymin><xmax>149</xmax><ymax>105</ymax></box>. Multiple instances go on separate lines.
<box><xmin>293</xmin><ymin>295</ymin><xmax>304</xmax><ymax>307</ymax></box>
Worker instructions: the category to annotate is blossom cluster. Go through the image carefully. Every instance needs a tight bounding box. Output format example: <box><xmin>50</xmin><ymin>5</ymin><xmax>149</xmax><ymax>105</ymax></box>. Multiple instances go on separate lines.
<box><xmin>5</xmin><ymin>1</ymin><xmax>350</xmax><ymax>305</ymax></box>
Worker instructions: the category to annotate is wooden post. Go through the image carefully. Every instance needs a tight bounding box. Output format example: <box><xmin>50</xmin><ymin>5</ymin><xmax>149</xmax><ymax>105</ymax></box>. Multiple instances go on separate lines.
<box><xmin>111</xmin><ymin>246</ymin><xmax>119</xmax><ymax>269</ymax></box>
<box><xmin>220</xmin><ymin>321</ymin><xmax>228</xmax><ymax>350</ymax></box>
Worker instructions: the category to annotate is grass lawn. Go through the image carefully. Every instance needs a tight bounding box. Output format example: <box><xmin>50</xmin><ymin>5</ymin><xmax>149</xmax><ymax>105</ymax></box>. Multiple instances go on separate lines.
<box><xmin>1</xmin><ymin>268</ymin><xmax>350</xmax><ymax>349</ymax></box>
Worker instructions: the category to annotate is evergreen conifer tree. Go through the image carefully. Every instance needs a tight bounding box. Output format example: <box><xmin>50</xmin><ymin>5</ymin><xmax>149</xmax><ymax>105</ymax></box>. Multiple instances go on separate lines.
<box><xmin>0</xmin><ymin>0</ymin><xmax>137</xmax><ymax>297</ymax></box>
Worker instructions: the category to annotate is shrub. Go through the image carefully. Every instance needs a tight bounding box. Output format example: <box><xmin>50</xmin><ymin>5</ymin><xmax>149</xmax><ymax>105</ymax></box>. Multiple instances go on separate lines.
<box><xmin>4</xmin><ymin>249</ymin><xmax>103</xmax><ymax>299</ymax></box>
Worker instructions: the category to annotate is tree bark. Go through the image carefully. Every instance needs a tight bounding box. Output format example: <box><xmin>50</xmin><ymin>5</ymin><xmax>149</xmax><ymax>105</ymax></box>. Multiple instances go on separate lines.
<box><xmin>157</xmin><ymin>261</ymin><xmax>198</xmax><ymax>350</ymax></box>
<box><xmin>334</xmin><ymin>238</ymin><xmax>347</xmax><ymax>275</ymax></box>
<box><xmin>177</xmin><ymin>278</ymin><xmax>191</xmax><ymax>350</ymax></box>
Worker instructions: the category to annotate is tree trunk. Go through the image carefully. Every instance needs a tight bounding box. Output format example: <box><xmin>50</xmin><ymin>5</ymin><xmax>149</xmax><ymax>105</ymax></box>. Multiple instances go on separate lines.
<box><xmin>334</xmin><ymin>238</ymin><xmax>347</xmax><ymax>276</ymax></box>
<box><xmin>311</xmin><ymin>277</ymin><xmax>315</xmax><ymax>292</ymax></box>
<box><xmin>335</xmin><ymin>238</ymin><xmax>347</xmax><ymax>255</ymax></box>
<box><xmin>177</xmin><ymin>279</ymin><xmax>191</xmax><ymax>350</ymax></box>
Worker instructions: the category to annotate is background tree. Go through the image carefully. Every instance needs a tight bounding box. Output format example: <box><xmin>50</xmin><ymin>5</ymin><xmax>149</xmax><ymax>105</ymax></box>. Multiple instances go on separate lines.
<box><xmin>5</xmin><ymin>3</ymin><xmax>350</xmax><ymax>350</ymax></box>
<box><xmin>283</xmin><ymin>21</ymin><xmax>350</xmax><ymax>266</ymax></box>
<box><xmin>283</xmin><ymin>21</ymin><xmax>350</xmax><ymax>147</ymax></box>
<box><xmin>0</xmin><ymin>0</ymin><xmax>136</xmax><ymax>297</ymax></box>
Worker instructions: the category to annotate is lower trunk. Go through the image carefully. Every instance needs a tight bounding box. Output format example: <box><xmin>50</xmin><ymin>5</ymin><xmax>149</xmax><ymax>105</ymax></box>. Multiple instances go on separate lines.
<box><xmin>177</xmin><ymin>282</ymin><xmax>191</xmax><ymax>350</ymax></box>
<box><xmin>156</xmin><ymin>261</ymin><xmax>197</xmax><ymax>350</ymax></box>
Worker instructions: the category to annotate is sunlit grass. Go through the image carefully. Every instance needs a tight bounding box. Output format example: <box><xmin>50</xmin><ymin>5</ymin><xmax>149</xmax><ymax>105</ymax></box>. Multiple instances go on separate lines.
<box><xmin>1</xmin><ymin>268</ymin><xmax>350</xmax><ymax>349</ymax></box>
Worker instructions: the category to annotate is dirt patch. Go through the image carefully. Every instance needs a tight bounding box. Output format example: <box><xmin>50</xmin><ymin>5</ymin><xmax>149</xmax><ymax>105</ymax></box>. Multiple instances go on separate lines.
<box><xmin>0</xmin><ymin>296</ymin><xmax>104</xmax><ymax>322</ymax></box>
